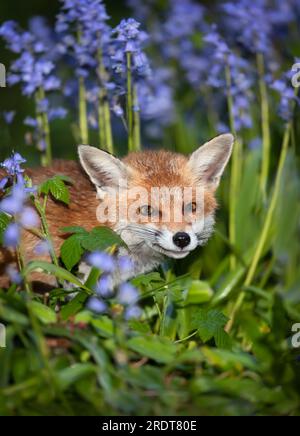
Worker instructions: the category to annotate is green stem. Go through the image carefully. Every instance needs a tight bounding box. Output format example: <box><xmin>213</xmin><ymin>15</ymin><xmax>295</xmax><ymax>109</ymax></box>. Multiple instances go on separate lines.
<box><xmin>104</xmin><ymin>99</ymin><xmax>113</xmax><ymax>154</ymax></box>
<box><xmin>35</xmin><ymin>88</ymin><xmax>52</xmax><ymax>167</ymax></box>
<box><xmin>133</xmin><ymin>85</ymin><xmax>141</xmax><ymax>151</ymax></box>
<box><xmin>98</xmin><ymin>90</ymin><xmax>106</xmax><ymax>149</ymax></box>
<box><xmin>226</xmin><ymin>121</ymin><xmax>292</xmax><ymax>332</ymax></box>
<box><xmin>257</xmin><ymin>53</ymin><xmax>271</xmax><ymax>200</ymax></box>
<box><xmin>79</xmin><ymin>76</ymin><xmax>89</xmax><ymax>144</ymax></box>
<box><xmin>126</xmin><ymin>52</ymin><xmax>134</xmax><ymax>152</ymax></box>
<box><xmin>34</xmin><ymin>196</ymin><xmax>59</xmax><ymax>268</ymax></box>
<box><xmin>225</xmin><ymin>64</ymin><xmax>240</xmax><ymax>270</ymax></box>
<box><xmin>97</xmin><ymin>46</ymin><xmax>113</xmax><ymax>153</ymax></box>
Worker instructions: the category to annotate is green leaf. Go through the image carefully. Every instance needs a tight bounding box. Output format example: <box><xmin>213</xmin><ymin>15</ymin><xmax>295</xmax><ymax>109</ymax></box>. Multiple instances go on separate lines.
<box><xmin>214</xmin><ymin>328</ymin><xmax>232</xmax><ymax>350</ymax></box>
<box><xmin>191</xmin><ymin>309</ymin><xmax>230</xmax><ymax>348</ymax></box>
<box><xmin>91</xmin><ymin>316</ymin><xmax>114</xmax><ymax>338</ymax></box>
<box><xmin>127</xmin><ymin>335</ymin><xmax>177</xmax><ymax>363</ymax></box>
<box><xmin>0</xmin><ymin>212</ymin><xmax>11</xmax><ymax>245</ymax></box>
<box><xmin>57</xmin><ymin>363</ymin><xmax>96</xmax><ymax>390</ymax></box>
<box><xmin>0</xmin><ymin>305</ymin><xmax>29</xmax><ymax>326</ymax></box>
<box><xmin>29</xmin><ymin>301</ymin><xmax>56</xmax><ymax>324</ymax></box>
<box><xmin>60</xmin><ymin>292</ymin><xmax>88</xmax><ymax>321</ymax></box>
<box><xmin>23</xmin><ymin>261</ymin><xmax>91</xmax><ymax>293</ymax></box>
<box><xmin>61</xmin><ymin>235</ymin><xmax>84</xmax><ymax>271</ymax></box>
<box><xmin>80</xmin><ymin>226</ymin><xmax>125</xmax><ymax>251</ymax></box>
<box><xmin>128</xmin><ymin>320</ymin><xmax>151</xmax><ymax>334</ymax></box>
<box><xmin>185</xmin><ymin>280</ymin><xmax>213</xmax><ymax>304</ymax></box>
<box><xmin>39</xmin><ymin>176</ymin><xmax>70</xmax><ymax>204</ymax></box>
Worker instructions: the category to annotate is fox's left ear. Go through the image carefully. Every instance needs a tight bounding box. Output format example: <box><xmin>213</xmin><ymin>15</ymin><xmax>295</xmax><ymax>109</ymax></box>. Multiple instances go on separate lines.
<box><xmin>78</xmin><ymin>145</ymin><xmax>129</xmax><ymax>195</ymax></box>
<box><xmin>187</xmin><ymin>133</ymin><xmax>234</xmax><ymax>189</ymax></box>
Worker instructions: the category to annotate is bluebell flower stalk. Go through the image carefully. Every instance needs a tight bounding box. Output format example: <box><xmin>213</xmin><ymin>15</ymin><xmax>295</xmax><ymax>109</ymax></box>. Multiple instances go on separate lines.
<box><xmin>225</xmin><ymin>64</ymin><xmax>240</xmax><ymax>270</ymax></box>
<box><xmin>257</xmin><ymin>53</ymin><xmax>271</xmax><ymax>201</ymax></box>
<box><xmin>126</xmin><ymin>51</ymin><xmax>135</xmax><ymax>151</ymax></box>
<box><xmin>112</xmin><ymin>18</ymin><xmax>150</xmax><ymax>152</ymax></box>
<box><xmin>97</xmin><ymin>46</ymin><xmax>113</xmax><ymax>153</ymax></box>
<box><xmin>79</xmin><ymin>75</ymin><xmax>89</xmax><ymax>145</ymax></box>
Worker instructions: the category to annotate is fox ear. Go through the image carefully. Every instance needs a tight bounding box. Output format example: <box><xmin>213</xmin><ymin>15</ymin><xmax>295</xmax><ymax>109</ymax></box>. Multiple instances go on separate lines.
<box><xmin>78</xmin><ymin>145</ymin><xmax>128</xmax><ymax>193</ymax></box>
<box><xmin>187</xmin><ymin>133</ymin><xmax>234</xmax><ymax>189</ymax></box>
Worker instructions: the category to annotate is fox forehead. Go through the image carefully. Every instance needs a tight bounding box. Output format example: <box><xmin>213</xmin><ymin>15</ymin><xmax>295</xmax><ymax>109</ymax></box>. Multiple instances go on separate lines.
<box><xmin>122</xmin><ymin>150</ymin><xmax>217</xmax><ymax>216</ymax></box>
<box><xmin>123</xmin><ymin>150</ymin><xmax>192</xmax><ymax>188</ymax></box>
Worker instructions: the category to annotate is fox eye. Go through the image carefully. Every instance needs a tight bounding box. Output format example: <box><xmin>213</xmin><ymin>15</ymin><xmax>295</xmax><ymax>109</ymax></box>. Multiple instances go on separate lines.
<box><xmin>184</xmin><ymin>202</ymin><xmax>197</xmax><ymax>214</ymax></box>
<box><xmin>139</xmin><ymin>205</ymin><xmax>155</xmax><ymax>217</ymax></box>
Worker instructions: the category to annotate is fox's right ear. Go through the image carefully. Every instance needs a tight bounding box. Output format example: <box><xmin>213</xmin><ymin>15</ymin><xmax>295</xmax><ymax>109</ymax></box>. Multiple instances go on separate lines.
<box><xmin>78</xmin><ymin>145</ymin><xmax>129</xmax><ymax>193</ymax></box>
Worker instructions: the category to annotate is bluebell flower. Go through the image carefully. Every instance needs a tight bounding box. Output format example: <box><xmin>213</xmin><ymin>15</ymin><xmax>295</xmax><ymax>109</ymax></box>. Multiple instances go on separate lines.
<box><xmin>1</xmin><ymin>21</ymin><xmax>60</xmax><ymax>97</ymax></box>
<box><xmin>34</xmin><ymin>239</ymin><xmax>51</xmax><ymax>255</ymax></box>
<box><xmin>0</xmin><ymin>184</ymin><xmax>27</xmax><ymax>215</ymax></box>
<box><xmin>19</xmin><ymin>207</ymin><xmax>39</xmax><ymax>229</ymax></box>
<box><xmin>111</xmin><ymin>18</ymin><xmax>151</xmax><ymax>83</ymax></box>
<box><xmin>271</xmin><ymin>76</ymin><xmax>297</xmax><ymax>121</ymax></box>
<box><xmin>56</xmin><ymin>0</ymin><xmax>112</xmax><ymax>79</ymax></box>
<box><xmin>2</xmin><ymin>111</ymin><xmax>16</xmax><ymax>124</ymax></box>
<box><xmin>118</xmin><ymin>255</ymin><xmax>134</xmax><ymax>273</ymax></box>
<box><xmin>95</xmin><ymin>274</ymin><xmax>114</xmax><ymax>298</ymax></box>
<box><xmin>204</xmin><ymin>25</ymin><xmax>254</xmax><ymax>131</ymax></box>
<box><xmin>0</xmin><ymin>153</ymin><xmax>39</xmax><ymax>248</ymax></box>
<box><xmin>6</xmin><ymin>265</ymin><xmax>22</xmax><ymax>285</ymax></box>
<box><xmin>124</xmin><ymin>305</ymin><xmax>142</xmax><ymax>320</ymax></box>
<box><xmin>87</xmin><ymin>297</ymin><xmax>107</xmax><ymax>314</ymax></box>
<box><xmin>249</xmin><ymin>138</ymin><xmax>262</xmax><ymax>150</ymax></box>
<box><xmin>118</xmin><ymin>283</ymin><xmax>139</xmax><ymax>305</ymax></box>
<box><xmin>87</xmin><ymin>251</ymin><xmax>116</xmax><ymax>273</ymax></box>
<box><xmin>48</xmin><ymin>107</ymin><xmax>68</xmax><ymax>121</ymax></box>
<box><xmin>3</xmin><ymin>223</ymin><xmax>20</xmax><ymax>248</ymax></box>
<box><xmin>1</xmin><ymin>153</ymin><xmax>26</xmax><ymax>177</ymax></box>
<box><xmin>24</xmin><ymin>117</ymin><xmax>39</xmax><ymax>128</ymax></box>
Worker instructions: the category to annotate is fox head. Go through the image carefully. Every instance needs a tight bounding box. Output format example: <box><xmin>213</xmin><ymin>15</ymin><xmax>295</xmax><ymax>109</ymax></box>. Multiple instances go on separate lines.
<box><xmin>78</xmin><ymin>134</ymin><xmax>234</xmax><ymax>260</ymax></box>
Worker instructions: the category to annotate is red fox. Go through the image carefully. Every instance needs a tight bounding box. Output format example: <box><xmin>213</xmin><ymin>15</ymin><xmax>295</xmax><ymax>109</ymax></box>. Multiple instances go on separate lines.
<box><xmin>0</xmin><ymin>133</ymin><xmax>233</xmax><ymax>288</ymax></box>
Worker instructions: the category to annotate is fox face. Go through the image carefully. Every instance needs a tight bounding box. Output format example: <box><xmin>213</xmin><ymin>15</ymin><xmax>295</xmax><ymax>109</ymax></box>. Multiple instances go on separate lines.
<box><xmin>79</xmin><ymin>133</ymin><xmax>234</xmax><ymax>262</ymax></box>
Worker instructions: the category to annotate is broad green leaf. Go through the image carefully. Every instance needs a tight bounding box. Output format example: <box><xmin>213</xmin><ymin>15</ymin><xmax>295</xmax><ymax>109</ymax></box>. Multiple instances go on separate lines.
<box><xmin>128</xmin><ymin>320</ymin><xmax>151</xmax><ymax>334</ymax></box>
<box><xmin>60</xmin><ymin>292</ymin><xmax>88</xmax><ymax>321</ymax></box>
<box><xmin>0</xmin><ymin>305</ymin><xmax>29</xmax><ymax>326</ymax></box>
<box><xmin>80</xmin><ymin>226</ymin><xmax>125</xmax><ymax>251</ymax></box>
<box><xmin>185</xmin><ymin>280</ymin><xmax>213</xmax><ymax>304</ymax></box>
<box><xmin>60</xmin><ymin>234</ymin><xmax>84</xmax><ymax>270</ymax></box>
<box><xmin>57</xmin><ymin>363</ymin><xmax>96</xmax><ymax>390</ymax></box>
<box><xmin>29</xmin><ymin>301</ymin><xmax>56</xmax><ymax>324</ymax></box>
<box><xmin>214</xmin><ymin>328</ymin><xmax>232</xmax><ymax>350</ymax></box>
<box><xmin>39</xmin><ymin>176</ymin><xmax>70</xmax><ymax>204</ymax></box>
<box><xmin>191</xmin><ymin>308</ymin><xmax>229</xmax><ymax>347</ymax></box>
<box><xmin>211</xmin><ymin>266</ymin><xmax>245</xmax><ymax>305</ymax></box>
<box><xmin>23</xmin><ymin>261</ymin><xmax>91</xmax><ymax>293</ymax></box>
<box><xmin>91</xmin><ymin>316</ymin><xmax>114</xmax><ymax>338</ymax></box>
<box><xmin>127</xmin><ymin>335</ymin><xmax>177</xmax><ymax>363</ymax></box>
<box><xmin>201</xmin><ymin>347</ymin><xmax>258</xmax><ymax>371</ymax></box>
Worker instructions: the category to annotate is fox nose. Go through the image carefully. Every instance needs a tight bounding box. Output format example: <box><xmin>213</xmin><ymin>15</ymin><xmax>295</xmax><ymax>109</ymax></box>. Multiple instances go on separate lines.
<box><xmin>173</xmin><ymin>232</ymin><xmax>191</xmax><ymax>249</ymax></box>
